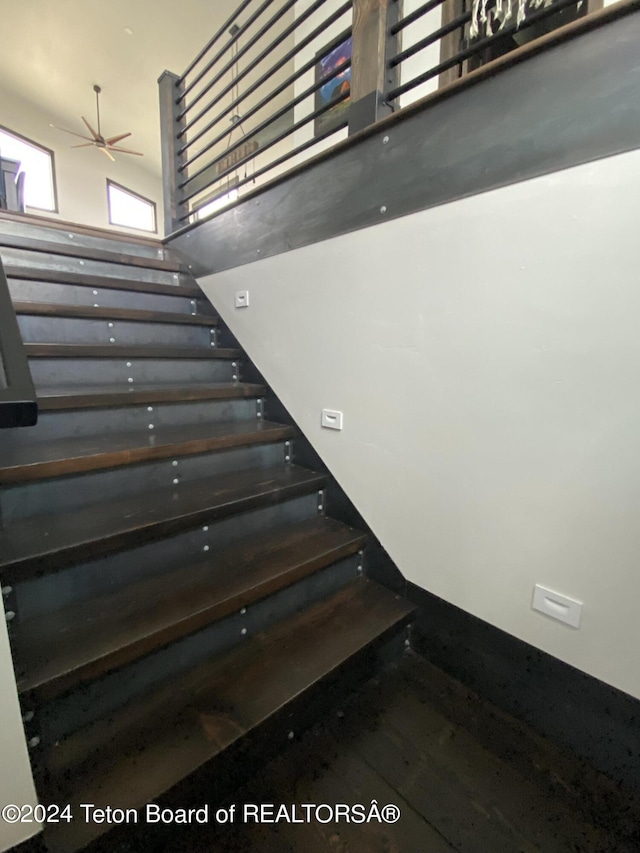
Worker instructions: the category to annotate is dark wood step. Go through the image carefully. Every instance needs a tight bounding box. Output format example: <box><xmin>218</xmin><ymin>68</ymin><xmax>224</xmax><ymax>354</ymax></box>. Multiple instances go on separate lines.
<box><xmin>16</xmin><ymin>518</ymin><xmax>367</xmax><ymax>703</ymax></box>
<box><xmin>13</xmin><ymin>301</ymin><xmax>219</xmax><ymax>327</ymax></box>
<box><xmin>37</xmin><ymin>383</ymin><xmax>266</xmax><ymax>411</ymax></box>
<box><xmin>5</xmin><ymin>266</ymin><xmax>202</xmax><ymax>299</ymax></box>
<box><xmin>0</xmin><ymin>420</ymin><xmax>295</xmax><ymax>483</ymax></box>
<box><xmin>0</xmin><ymin>465</ymin><xmax>327</xmax><ymax>580</ymax></box>
<box><xmin>25</xmin><ymin>343</ymin><xmax>240</xmax><ymax>359</ymax></box>
<box><xmin>0</xmin><ymin>234</ymin><xmax>181</xmax><ymax>271</ymax></box>
<box><xmin>43</xmin><ymin>579</ymin><xmax>415</xmax><ymax>853</ymax></box>
<box><xmin>0</xmin><ymin>209</ymin><xmax>167</xmax><ymax>250</ymax></box>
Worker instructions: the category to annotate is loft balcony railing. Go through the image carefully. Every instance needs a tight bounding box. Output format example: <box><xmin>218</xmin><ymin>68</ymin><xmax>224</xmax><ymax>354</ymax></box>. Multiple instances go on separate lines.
<box><xmin>0</xmin><ymin>257</ymin><xmax>37</xmax><ymax>428</ymax></box>
<box><xmin>159</xmin><ymin>0</ymin><xmax>612</xmax><ymax>236</ymax></box>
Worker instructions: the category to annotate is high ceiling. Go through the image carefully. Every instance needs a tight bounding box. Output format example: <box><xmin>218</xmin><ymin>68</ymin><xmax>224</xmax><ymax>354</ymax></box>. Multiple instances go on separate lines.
<box><xmin>0</xmin><ymin>0</ymin><xmax>232</xmax><ymax>177</ymax></box>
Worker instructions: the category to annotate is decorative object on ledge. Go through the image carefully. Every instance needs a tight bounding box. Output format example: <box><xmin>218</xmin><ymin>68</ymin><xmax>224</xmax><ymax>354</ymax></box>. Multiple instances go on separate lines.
<box><xmin>314</xmin><ymin>33</ymin><xmax>353</xmax><ymax>137</ymax></box>
<box><xmin>52</xmin><ymin>85</ymin><xmax>143</xmax><ymax>162</ymax></box>
<box><xmin>472</xmin><ymin>0</ymin><xmax>560</xmax><ymax>35</ymax></box>
<box><xmin>215</xmin><ymin>140</ymin><xmax>259</xmax><ymax>176</ymax></box>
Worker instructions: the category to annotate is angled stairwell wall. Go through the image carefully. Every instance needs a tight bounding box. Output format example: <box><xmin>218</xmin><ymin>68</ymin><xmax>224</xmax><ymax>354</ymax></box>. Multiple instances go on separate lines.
<box><xmin>197</xmin><ymin>147</ymin><xmax>640</xmax><ymax>705</ymax></box>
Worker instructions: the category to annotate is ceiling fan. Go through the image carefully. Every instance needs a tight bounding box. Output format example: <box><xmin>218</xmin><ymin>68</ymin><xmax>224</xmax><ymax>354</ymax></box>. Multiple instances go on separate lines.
<box><xmin>53</xmin><ymin>85</ymin><xmax>143</xmax><ymax>161</ymax></box>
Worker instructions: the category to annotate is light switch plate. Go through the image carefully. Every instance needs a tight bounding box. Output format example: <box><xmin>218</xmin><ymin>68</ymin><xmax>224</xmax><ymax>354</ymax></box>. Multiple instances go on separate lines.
<box><xmin>321</xmin><ymin>409</ymin><xmax>343</xmax><ymax>430</ymax></box>
<box><xmin>235</xmin><ymin>291</ymin><xmax>249</xmax><ymax>308</ymax></box>
<box><xmin>532</xmin><ymin>584</ymin><xmax>582</xmax><ymax>628</ymax></box>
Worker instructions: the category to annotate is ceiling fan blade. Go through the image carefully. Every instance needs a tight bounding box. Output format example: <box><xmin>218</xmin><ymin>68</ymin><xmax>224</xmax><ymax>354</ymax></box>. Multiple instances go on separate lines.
<box><xmin>108</xmin><ymin>145</ymin><xmax>144</xmax><ymax>156</ymax></box>
<box><xmin>52</xmin><ymin>125</ymin><xmax>95</xmax><ymax>142</ymax></box>
<box><xmin>99</xmin><ymin>147</ymin><xmax>116</xmax><ymax>162</ymax></box>
<box><xmin>71</xmin><ymin>143</ymin><xmax>95</xmax><ymax>148</ymax></box>
<box><xmin>105</xmin><ymin>132</ymin><xmax>131</xmax><ymax>146</ymax></box>
<box><xmin>81</xmin><ymin>116</ymin><xmax>101</xmax><ymax>141</ymax></box>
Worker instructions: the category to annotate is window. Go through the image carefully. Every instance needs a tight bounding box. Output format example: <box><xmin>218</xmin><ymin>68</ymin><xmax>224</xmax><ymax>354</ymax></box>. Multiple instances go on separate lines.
<box><xmin>196</xmin><ymin>188</ymin><xmax>239</xmax><ymax>221</ymax></box>
<box><xmin>107</xmin><ymin>180</ymin><xmax>157</xmax><ymax>232</ymax></box>
<box><xmin>0</xmin><ymin>126</ymin><xmax>57</xmax><ymax>211</ymax></box>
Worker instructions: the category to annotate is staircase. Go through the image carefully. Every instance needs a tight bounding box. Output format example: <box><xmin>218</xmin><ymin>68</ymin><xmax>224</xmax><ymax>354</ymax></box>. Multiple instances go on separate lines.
<box><xmin>0</xmin><ymin>217</ymin><xmax>414</xmax><ymax>853</ymax></box>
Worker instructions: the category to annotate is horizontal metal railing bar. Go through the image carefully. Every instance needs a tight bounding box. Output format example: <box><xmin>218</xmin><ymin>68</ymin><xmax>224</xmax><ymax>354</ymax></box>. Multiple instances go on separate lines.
<box><xmin>177</xmin><ymin>0</ymin><xmax>256</xmax><ymax>90</ymax></box>
<box><xmin>389</xmin><ymin>9</ymin><xmax>472</xmax><ymax>67</ymax></box>
<box><xmin>179</xmin><ymin>55</ymin><xmax>352</xmax><ymax>192</ymax></box>
<box><xmin>179</xmin><ymin>21</ymin><xmax>353</xmax><ymax>167</ymax></box>
<box><xmin>182</xmin><ymin>110</ymin><xmax>349</xmax><ymax>222</ymax></box>
<box><xmin>390</xmin><ymin>0</ymin><xmax>448</xmax><ymax>35</ymax></box>
<box><xmin>180</xmin><ymin>87</ymin><xmax>351</xmax><ymax>210</ymax></box>
<box><xmin>178</xmin><ymin>0</ymin><xmax>344</xmax><ymax>148</ymax></box>
<box><xmin>179</xmin><ymin>0</ymin><xmax>273</xmax><ymax>105</ymax></box>
<box><xmin>178</xmin><ymin>0</ymin><xmax>296</xmax><ymax>122</ymax></box>
<box><xmin>386</xmin><ymin>0</ymin><xmax>581</xmax><ymax>99</ymax></box>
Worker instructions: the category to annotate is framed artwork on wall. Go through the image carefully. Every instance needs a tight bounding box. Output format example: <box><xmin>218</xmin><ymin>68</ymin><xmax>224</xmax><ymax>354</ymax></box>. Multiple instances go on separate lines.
<box><xmin>314</xmin><ymin>33</ymin><xmax>352</xmax><ymax>138</ymax></box>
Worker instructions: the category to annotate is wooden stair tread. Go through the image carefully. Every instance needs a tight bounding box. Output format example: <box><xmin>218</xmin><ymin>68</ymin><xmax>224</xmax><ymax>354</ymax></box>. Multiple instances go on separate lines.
<box><xmin>44</xmin><ymin>579</ymin><xmax>414</xmax><ymax>852</ymax></box>
<box><xmin>37</xmin><ymin>383</ymin><xmax>266</xmax><ymax>411</ymax></box>
<box><xmin>5</xmin><ymin>265</ymin><xmax>202</xmax><ymax>298</ymax></box>
<box><xmin>0</xmin><ymin>209</ymin><xmax>167</xmax><ymax>249</ymax></box>
<box><xmin>0</xmin><ymin>233</ymin><xmax>181</xmax><ymax>271</ymax></box>
<box><xmin>13</xmin><ymin>301</ymin><xmax>219</xmax><ymax>326</ymax></box>
<box><xmin>0</xmin><ymin>420</ymin><xmax>295</xmax><ymax>483</ymax></box>
<box><xmin>25</xmin><ymin>343</ymin><xmax>241</xmax><ymax>359</ymax></box>
<box><xmin>0</xmin><ymin>465</ymin><xmax>328</xmax><ymax>579</ymax></box>
<box><xmin>16</xmin><ymin>518</ymin><xmax>367</xmax><ymax>701</ymax></box>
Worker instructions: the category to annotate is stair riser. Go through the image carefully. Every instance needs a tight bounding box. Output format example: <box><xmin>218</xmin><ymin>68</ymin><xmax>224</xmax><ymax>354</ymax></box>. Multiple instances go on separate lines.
<box><xmin>0</xmin><ymin>219</ymin><xmax>167</xmax><ymax>261</ymax></box>
<box><xmin>1</xmin><ymin>248</ymin><xmax>182</xmax><ymax>286</ymax></box>
<box><xmin>17</xmin><ymin>315</ymin><xmax>216</xmax><ymax>348</ymax></box>
<box><xmin>0</xmin><ymin>400</ymin><xmax>258</xmax><ymax>449</ymax></box>
<box><xmin>38</xmin><ymin>555</ymin><xmax>360</xmax><ymax>747</ymax></box>
<box><xmin>29</xmin><ymin>357</ymin><xmax>238</xmax><ymax>389</ymax></box>
<box><xmin>8</xmin><ymin>279</ymin><xmax>206</xmax><ymax>315</ymax></box>
<box><xmin>0</xmin><ymin>443</ymin><xmax>287</xmax><ymax>520</ymax></box>
<box><xmin>16</xmin><ymin>495</ymin><xmax>321</xmax><ymax>619</ymax></box>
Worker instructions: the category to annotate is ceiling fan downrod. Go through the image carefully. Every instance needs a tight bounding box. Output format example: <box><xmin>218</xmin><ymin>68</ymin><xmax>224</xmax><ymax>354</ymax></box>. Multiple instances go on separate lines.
<box><xmin>93</xmin><ymin>84</ymin><xmax>102</xmax><ymax>138</ymax></box>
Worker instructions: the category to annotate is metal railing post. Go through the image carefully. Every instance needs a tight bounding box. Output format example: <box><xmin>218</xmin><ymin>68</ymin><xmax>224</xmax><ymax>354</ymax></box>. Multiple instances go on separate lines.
<box><xmin>158</xmin><ymin>70</ymin><xmax>187</xmax><ymax>236</ymax></box>
<box><xmin>0</xmin><ymin>258</ymin><xmax>37</xmax><ymax>428</ymax></box>
<box><xmin>348</xmin><ymin>0</ymin><xmax>399</xmax><ymax>134</ymax></box>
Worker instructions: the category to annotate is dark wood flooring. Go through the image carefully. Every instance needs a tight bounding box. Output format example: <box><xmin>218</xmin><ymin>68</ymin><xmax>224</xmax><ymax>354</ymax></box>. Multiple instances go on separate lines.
<box><xmin>97</xmin><ymin>651</ymin><xmax>639</xmax><ymax>853</ymax></box>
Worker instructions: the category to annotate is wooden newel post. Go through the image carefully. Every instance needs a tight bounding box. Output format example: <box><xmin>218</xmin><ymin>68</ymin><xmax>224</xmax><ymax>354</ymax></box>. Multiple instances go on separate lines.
<box><xmin>348</xmin><ymin>0</ymin><xmax>399</xmax><ymax>135</ymax></box>
<box><xmin>158</xmin><ymin>70</ymin><xmax>187</xmax><ymax>236</ymax></box>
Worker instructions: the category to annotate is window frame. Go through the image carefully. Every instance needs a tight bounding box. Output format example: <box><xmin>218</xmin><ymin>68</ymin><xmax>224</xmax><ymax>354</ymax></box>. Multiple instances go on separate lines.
<box><xmin>0</xmin><ymin>124</ymin><xmax>59</xmax><ymax>213</ymax></box>
<box><xmin>106</xmin><ymin>178</ymin><xmax>157</xmax><ymax>234</ymax></box>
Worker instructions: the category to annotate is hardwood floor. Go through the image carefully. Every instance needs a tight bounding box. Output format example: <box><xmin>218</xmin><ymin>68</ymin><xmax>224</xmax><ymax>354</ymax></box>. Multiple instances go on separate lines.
<box><xmin>96</xmin><ymin>652</ymin><xmax>638</xmax><ymax>853</ymax></box>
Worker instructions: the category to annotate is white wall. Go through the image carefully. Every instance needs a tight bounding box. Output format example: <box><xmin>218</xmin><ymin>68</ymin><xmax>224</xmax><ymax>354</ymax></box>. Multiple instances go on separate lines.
<box><xmin>0</xmin><ymin>617</ymin><xmax>40</xmax><ymax>850</ymax></box>
<box><xmin>200</xmin><ymin>148</ymin><xmax>640</xmax><ymax>702</ymax></box>
<box><xmin>0</xmin><ymin>85</ymin><xmax>162</xmax><ymax>234</ymax></box>
<box><xmin>397</xmin><ymin>0</ymin><xmax>442</xmax><ymax>107</ymax></box>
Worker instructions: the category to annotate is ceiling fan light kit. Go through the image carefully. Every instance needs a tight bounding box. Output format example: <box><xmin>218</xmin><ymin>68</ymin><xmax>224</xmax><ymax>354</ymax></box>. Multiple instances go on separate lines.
<box><xmin>54</xmin><ymin>84</ymin><xmax>143</xmax><ymax>161</ymax></box>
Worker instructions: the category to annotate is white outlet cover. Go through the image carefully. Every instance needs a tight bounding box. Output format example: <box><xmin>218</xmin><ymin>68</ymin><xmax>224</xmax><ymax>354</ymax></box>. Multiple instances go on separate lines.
<box><xmin>321</xmin><ymin>409</ymin><xmax>343</xmax><ymax>430</ymax></box>
<box><xmin>235</xmin><ymin>290</ymin><xmax>249</xmax><ymax>308</ymax></box>
<box><xmin>532</xmin><ymin>584</ymin><xmax>582</xmax><ymax>629</ymax></box>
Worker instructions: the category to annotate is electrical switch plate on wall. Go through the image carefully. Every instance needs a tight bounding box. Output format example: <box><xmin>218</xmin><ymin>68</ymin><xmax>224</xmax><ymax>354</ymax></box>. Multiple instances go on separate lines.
<box><xmin>321</xmin><ymin>410</ymin><xmax>343</xmax><ymax>430</ymax></box>
<box><xmin>532</xmin><ymin>584</ymin><xmax>582</xmax><ymax>628</ymax></box>
<box><xmin>235</xmin><ymin>291</ymin><xmax>249</xmax><ymax>308</ymax></box>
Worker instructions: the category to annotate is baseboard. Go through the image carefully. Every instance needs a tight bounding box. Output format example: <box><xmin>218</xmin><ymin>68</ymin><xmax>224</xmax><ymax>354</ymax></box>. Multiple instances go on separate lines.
<box><xmin>407</xmin><ymin>581</ymin><xmax>640</xmax><ymax>796</ymax></box>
